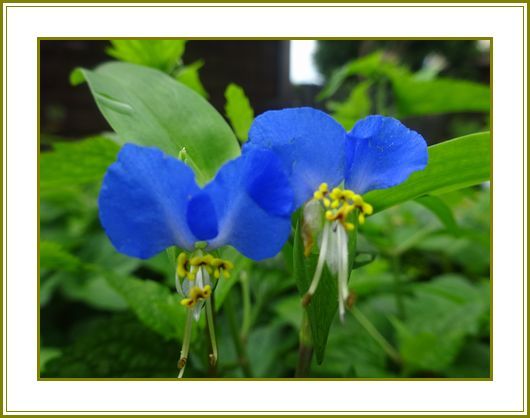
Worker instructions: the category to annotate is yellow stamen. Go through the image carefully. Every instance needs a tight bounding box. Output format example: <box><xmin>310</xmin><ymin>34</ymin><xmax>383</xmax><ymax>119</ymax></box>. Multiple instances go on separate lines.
<box><xmin>313</xmin><ymin>183</ymin><xmax>374</xmax><ymax>229</ymax></box>
<box><xmin>177</xmin><ymin>252</ymin><xmax>189</xmax><ymax>278</ymax></box>
<box><xmin>181</xmin><ymin>285</ymin><xmax>212</xmax><ymax>309</ymax></box>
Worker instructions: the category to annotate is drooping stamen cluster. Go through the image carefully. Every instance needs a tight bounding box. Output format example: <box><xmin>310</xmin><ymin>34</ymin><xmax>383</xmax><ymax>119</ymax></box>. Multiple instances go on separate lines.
<box><xmin>305</xmin><ymin>183</ymin><xmax>373</xmax><ymax>321</ymax></box>
<box><xmin>175</xmin><ymin>251</ymin><xmax>234</xmax><ymax>377</ymax></box>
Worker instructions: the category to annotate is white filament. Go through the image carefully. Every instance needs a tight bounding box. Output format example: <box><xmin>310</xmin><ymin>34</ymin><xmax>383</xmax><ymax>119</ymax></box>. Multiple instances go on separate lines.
<box><xmin>307</xmin><ymin>222</ymin><xmax>331</xmax><ymax>296</ymax></box>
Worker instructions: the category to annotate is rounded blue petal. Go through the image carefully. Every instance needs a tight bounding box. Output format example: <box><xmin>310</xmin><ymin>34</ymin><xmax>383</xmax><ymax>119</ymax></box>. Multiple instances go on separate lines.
<box><xmin>186</xmin><ymin>192</ymin><xmax>219</xmax><ymax>241</ymax></box>
<box><xmin>345</xmin><ymin>115</ymin><xmax>428</xmax><ymax>194</ymax></box>
<box><xmin>99</xmin><ymin>144</ymin><xmax>200</xmax><ymax>259</ymax></box>
<box><xmin>204</xmin><ymin>148</ymin><xmax>294</xmax><ymax>261</ymax></box>
<box><xmin>246</xmin><ymin>107</ymin><xmax>346</xmax><ymax>208</ymax></box>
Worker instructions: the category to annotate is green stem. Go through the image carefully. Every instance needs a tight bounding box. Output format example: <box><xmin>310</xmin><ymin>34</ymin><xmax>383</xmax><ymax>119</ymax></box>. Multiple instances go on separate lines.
<box><xmin>205</xmin><ymin>297</ymin><xmax>218</xmax><ymax>370</ymax></box>
<box><xmin>225</xmin><ymin>294</ymin><xmax>253</xmax><ymax>377</ymax></box>
<box><xmin>239</xmin><ymin>272</ymin><xmax>252</xmax><ymax>341</ymax></box>
<box><xmin>351</xmin><ymin>306</ymin><xmax>401</xmax><ymax>365</ymax></box>
<box><xmin>177</xmin><ymin>310</ymin><xmax>193</xmax><ymax>378</ymax></box>
<box><xmin>295</xmin><ymin>311</ymin><xmax>314</xmax><ymax>378</ymax></box>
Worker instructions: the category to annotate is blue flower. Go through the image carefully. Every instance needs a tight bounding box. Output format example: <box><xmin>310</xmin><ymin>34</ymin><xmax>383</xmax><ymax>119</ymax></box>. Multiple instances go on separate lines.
<box><xmin>246</xmin><ymin>107</ymin><xmax>428</xmax><ymax>319</ymax></box>
<box><xmin>98</xmin><ymin>143</ymin><xmax>295</xmax><ymax>375</ymax></box>
<box><xmin>99</xmin><ymin>143</ymin><xmax>294</xmax><ymax>262</ymax></box>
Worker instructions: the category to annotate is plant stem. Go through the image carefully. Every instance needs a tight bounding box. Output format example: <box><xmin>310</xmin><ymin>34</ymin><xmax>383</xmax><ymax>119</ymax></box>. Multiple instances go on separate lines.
<box><xmin>205</xmin><ymin>296</ymin><xmax>218</xmax><ymax>374</ymax></box>
<box><xmin>351</xmin><ymin>306</ymin><xmax>401</xmax><ymax>365</ymax></box>
<box><xmin>239</xmin><ymin>272</ymin><xmax>252</xmax><ymax>341</ymax></box>
<box><xmin>391</xmin><ymin>255</ymin><xmax>406</xmax><ymax>319</ymax></box>
<box><xmin>295</xmin><ymin>311</ymin><xmax>313</xmax><ymax>377</ymax></box>
<box><xmin>225</xmin><ymin>293</ymin><xmax>253</xmax><ymax>377</ymax></box>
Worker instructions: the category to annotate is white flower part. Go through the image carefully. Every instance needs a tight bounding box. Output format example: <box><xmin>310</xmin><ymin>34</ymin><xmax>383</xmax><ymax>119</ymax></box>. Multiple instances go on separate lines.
<box><xmin>307</xmin><ymin>222</ymin><xmax>331</xmax><ymax>296</ymax></box>
<box><xmin>191</xmin><ymin>267</ymin><xmax>209</xmax><ymax>321</ymax></box>
<box><xmin>303</xmin><ymin>199</ymin><xmax>324</xmax><ymax>236</ymax></box>
<box><xmin>325</xmin><ymin>222</ymin><xmax>341</xmax><ymax>276</ymax></box>
<box><xmin>175</xmin><ymin>270</ymin><xmax>184</xmax><ymax>296</ymax></box>
<box><xmin>335</xmin><ymin>222</ymin><xmax>349</xmax><ymax>322</ymax></box>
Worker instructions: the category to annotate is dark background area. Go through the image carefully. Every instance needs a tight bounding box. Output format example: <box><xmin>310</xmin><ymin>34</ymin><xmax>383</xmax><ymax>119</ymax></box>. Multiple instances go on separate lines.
<box><xmin>40</xmin><ymin>39</ymin><xmax>490</xmax><ymax>142</ymax></box>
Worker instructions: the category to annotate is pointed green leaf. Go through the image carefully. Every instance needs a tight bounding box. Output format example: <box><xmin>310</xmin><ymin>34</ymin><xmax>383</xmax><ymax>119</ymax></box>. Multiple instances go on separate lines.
<box><xmin>175</xmin><ymin>60</ymin><xmax>209</xmax><ymax>98</ymax></box>
<box><xmin>40</xmin><ymin>136</ymin><xmax>119</xmax><ymax>193</ymax></box>
<box><xmin>224</xmin><ymin>83</ymin><xmax>254</xmax><ymax>142</ymax></box>
<box><xmin>366</xmin><ymin>131</ymin><xmax>490</xmax><ymax>212</ymax></box>
<box><xmin>106</xmin><ymin>40</ymin><xmax>186</xmax><ymax>73</ymax></box>
<box><xmin>72</xmin><ymin>62</ymin><xmax>240</xmax><ymax>184</ymax></box>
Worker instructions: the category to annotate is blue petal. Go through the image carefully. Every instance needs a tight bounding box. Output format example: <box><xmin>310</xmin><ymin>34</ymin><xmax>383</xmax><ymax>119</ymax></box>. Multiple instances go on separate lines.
<box><xmin>99</xmin><ymin>144</ymin><xmax>200</xmax><ymax>259</ymax></box>
<box><xmin>344</xmin><ymin>115</ymin><xmax>428</xmax><ymax>194</ymax></box>
<box><xmin>204</xmin><ymin>148</ymin><xmax>294</xmax><ymax>260</ymax></box>
<box><xmin>186</xmin><ymin>192</ymin><xmax>219</xmax><ymax>241</ymax></box>
<box><xmin>246</xmin><ymin>107</ymin><xmax>346</xmax><ymax>208</ymax></box>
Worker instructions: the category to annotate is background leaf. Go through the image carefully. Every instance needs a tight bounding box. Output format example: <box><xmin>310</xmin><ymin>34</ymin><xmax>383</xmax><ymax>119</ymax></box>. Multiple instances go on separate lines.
<box><xmin>175</xmin><ymin>60</ymin><xmax>209</xmax><ymax>98</ymax></box>
<box><xmin>392</xmin><ymin>274</ymin><xmax>489</xmax><ymax>373</ymax></box>
<box><xmin>366</xmin><ymin>131</ymin><xmax>490</xmax><ymax>212</ymax></box>
<box><xmin>224</xmin><ymin>83</ymin><xmax>254</xmax><ymax>142</ymax></box>
<box><xmin>104</xmin><ymin>272</ymin><xmax>186</xmax><ymax>340</ymax></box>
<box><xmin>393</xmin><ymin>76</ymin><xmax>490</xmax><ymax>117</ymax></box>
<box><xmin>40</xmin><ymin>136</ymin><xmax>119</xmax><ymax>193</ymax></box>
<box><xmin>415</xmin><ymin>195</ymin><xmax>459</xmax><ymax>234</ymax></box>
<box><xmin>72</xmin><ymin>62</ymin><xmax>240</xmax><ymax>184</ymax></box>
<box><xmin>106</xmin><ymin>40</ymin><xmax>186</xmax><ymax>73</ymax></box>
<box><xmin>42</xmin><ymin>315</ymin><xmax>180</xmax><ymax>378</ymax></box>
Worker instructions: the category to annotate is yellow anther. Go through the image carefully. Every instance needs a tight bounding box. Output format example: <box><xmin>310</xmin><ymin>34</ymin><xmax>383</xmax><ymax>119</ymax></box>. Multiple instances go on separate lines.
<box><xmin>181</xmin><ymin>285</ymin><xmax>212</xmax><ymax>309</ymax></box>
<box><xmin>352</xmin><ymin>195</ymin><xmax>363</xmax><ymax>206</ymax></box>
<box><xmin>177</xmin><ymin>253</ymin><xmax>189</xmax><ymax>278</ymax></box>
<box><xmin>318</xmin><ymin>183</ymin><xmax>329</xmax><ymax>193</ymax></box>
<box><xmin>358</xmin><ymin>213</ymin><xmax>365</xmax><ymax>225</ymax></box>
<box><xmin>345</xmin><ymin>222</ymin><xmax>355</xmax><ymax>231</ymax></box>
<box><xmin>362</xmin><ymin>202</ymin><xmax>373</xmax><ymax>215</ymax></box>
<box><xmin>342</xmin><ymin>190</ymin><xmax>356</xmax><ymax>201</ymax></box>
<box><xmin>313</xmin><ymin>190</ymin><xmax>324</xmax><ymax>200</ymax></box>
<box><xmin>330</xmin><ymin>199</ymin><xmax>340</xmax><ymax>209</ymax></box>
<box><xmin>211</xmin><ymin>257</ymin><xmax>234</xmax><ymax>280</ymax></box>
<box><xmin>330</xmin><ymin>188</ymin><xmax>343</xmax><ymax>200</ymax></box>
<box><xmin>323</xmin><ymin>198</ymin><xmax>331</xmax><ymax>208</ymax></box>
<box><xmin>325</xmin><ymin>210</ymin><xmax>335</xmax><ymax>221</ymax></box>
<box><xmin>180</xmin><ymin>298</ymin><xmax>196</xmax><ymax>307</ymax></box>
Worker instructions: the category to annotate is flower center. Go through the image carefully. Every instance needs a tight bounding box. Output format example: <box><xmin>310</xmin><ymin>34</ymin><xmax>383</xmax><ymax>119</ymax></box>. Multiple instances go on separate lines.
<box><xmin>303</xmin><ymin>183</ymin><xmax>374</xmax><ymax>321</ymax></box>
<box><xmin>313</xmin><ymin>183</ymin><xmax>373</xmax><ymax>230</ymax></box>
<box><xmin>177</xmin><ymin>252</ymin><xmax>234</xmax><ymax>282</ymax></box>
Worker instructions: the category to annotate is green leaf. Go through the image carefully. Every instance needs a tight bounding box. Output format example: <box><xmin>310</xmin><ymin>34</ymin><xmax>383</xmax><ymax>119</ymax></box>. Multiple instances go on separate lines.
<box><xmin>327</xmin><ymin>80</ymin><xmax>372</xmax><ymax>130</ymax></box>
<box><xmin>106</xmin><ymin>40</ymin><xmax>186</xmax><ymax>73</ymax></box>
<box><xmin>224</xmin><ymin>83</ymin><xmax>254</xmax><ymax>142</ymax></box>
<box><xmin>293</xmin><ymin>220</ymin><xmax>337</xmax><ymax>364</ymax></box>
<box><xmin>40</xmin><ymin>241</ymin><xmax>84</xmax><ymax>273</ymax></box>
<box><xmin>415</xmin><ymin>195</ymin><xmax>459</xmax><ymax>234</ymax></box>
<box><xmin>317</xmin><ymin>51</ymin><xmax>399</xmax><ymax>100</ymax></box>
<box><xmin>175</xmin><ymin>60</ymin><xmax>208</xmax><ymax>98</ymax></box>
<box><xmin>42</xmin><ymin>314</ymin><xmax>180</xmax><ymax>378</ymax></box>
<box><xmin>72</xmin><ymin>62</ymin><xmax>240</xmax><ymax>184</ymax></box>
<box><xmin>40</xmin><ymin>136</ymin><xmax>119</xmax><ymax>193</ymax></box>
<box><xmin>318</xmin><ymin>50</ymin><xmax>490</xmax><ymax>117</ymax></box>
<box><xmin>104</xmin><ymin>272</ymin><xmax>186</xmax><ymax>340</ymax></box>
<box><xmin>393</xmin><ymin>76</ymin><xmax>490</xmax><ymax>117</ymax></box>
<box><xmin>366</xmin><ymin>131</ymin><xmax>490</xmax><ymax>212</ymax></box>
<box><xmin>392</xmin><ymin>274</ymin><xmax>489</xmax><ymax>373</ymax></box>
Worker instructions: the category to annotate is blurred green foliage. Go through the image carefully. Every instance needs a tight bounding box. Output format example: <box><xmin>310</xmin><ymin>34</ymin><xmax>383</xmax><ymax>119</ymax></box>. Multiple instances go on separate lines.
<box><xmin>40</xmin><ymin>40</ymin><xmax>490</xmax><ymax>379</ymax></box>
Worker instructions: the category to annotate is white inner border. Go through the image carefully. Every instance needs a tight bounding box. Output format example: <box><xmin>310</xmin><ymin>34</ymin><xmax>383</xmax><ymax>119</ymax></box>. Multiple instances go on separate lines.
<box><xmin>3</xmin><ymin>2</ymin><xmax>527</xmax><ymax>415</ymax></box>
